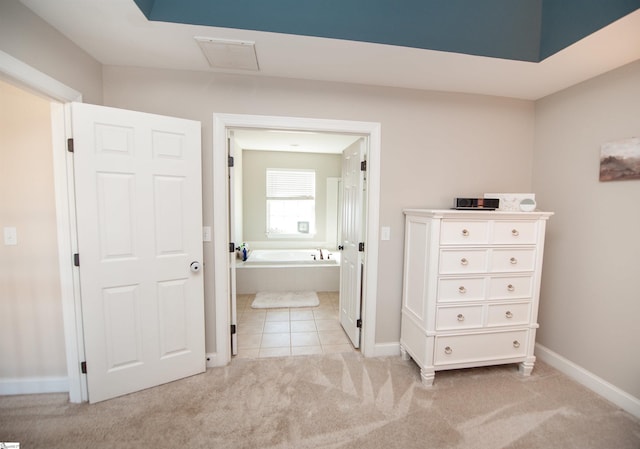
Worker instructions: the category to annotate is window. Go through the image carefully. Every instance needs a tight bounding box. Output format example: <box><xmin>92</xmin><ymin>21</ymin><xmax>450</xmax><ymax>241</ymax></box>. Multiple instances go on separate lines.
<box><xmin>266</xmin><ymin>169</ymin><xmax>315</xmax><ymax>237</ymax></box>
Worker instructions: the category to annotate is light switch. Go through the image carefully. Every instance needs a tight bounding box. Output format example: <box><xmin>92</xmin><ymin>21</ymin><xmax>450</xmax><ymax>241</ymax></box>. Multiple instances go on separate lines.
<box><xmin>202</xmin><ymin>226</ymin><xmax>212</xmax><ymax>242</ymax></box>
<box><xmin>381</xmin><ymin>226</ymin><xmax>391</xmax><ymax>241</ymax></box>
<box><xmin>4</xmin><ymin>227</ymin><xmax>17</xmax><ymax>245</ymax></box>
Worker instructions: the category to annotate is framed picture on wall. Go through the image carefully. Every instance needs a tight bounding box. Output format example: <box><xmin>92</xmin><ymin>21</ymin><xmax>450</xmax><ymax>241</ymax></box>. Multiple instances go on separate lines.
<box><xmin>600</xmin><ymin>137</ymin><xmax>640</xmax><ymax>182</ymax></box>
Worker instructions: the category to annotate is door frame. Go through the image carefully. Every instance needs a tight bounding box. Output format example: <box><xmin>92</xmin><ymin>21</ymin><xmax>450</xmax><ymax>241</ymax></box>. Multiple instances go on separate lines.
<box><xmin>0</xmin><ymin>51</ymin><xmax>86</xmax><ymax>402</ymax></box>
<box><xmin>211</xmin><ymin>113</ymin><xmax>381</xmax><ymax>364</ymax></box>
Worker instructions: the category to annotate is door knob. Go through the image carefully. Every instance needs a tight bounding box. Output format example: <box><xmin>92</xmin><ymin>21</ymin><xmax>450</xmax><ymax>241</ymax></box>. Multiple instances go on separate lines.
<box><xmin>190</xmin><ymin>261</ymin><xmax>202</xmax><ymax>273</ymax></box>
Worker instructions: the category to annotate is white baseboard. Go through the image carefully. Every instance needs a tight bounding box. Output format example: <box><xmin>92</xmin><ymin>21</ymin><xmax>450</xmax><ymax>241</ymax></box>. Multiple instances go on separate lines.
<box><xmin>206</xmin><ymin>352</ymin><xmax>228</xmax><ymax>368</ymax></box>
<box><xmin>0</xmin><ymin>377</ymin><xmax>69</xmax><ymax>395</ymax></box>
<box><xmin>372</xmin><ymin>342</ymin><xmax>401</xmax><ymax>357</ymax></box>
<box><xmin>535</xmin><ymin>343</ymin><xmax>640</xmax><ymax>419</ymax></box>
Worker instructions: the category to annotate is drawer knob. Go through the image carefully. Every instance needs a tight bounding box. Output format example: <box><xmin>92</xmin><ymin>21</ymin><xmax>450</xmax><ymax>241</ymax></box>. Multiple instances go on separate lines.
<box><xmin>510</xmin><ymin>257</ymin><xmax>518</xmax><ymax>264</ymax></box>
<box><xmin>511</xmin><ymin>229</ymin><xmax>519</xmax><ymax>236</ymax></box>
<box><xmin>507</xmin><ymin>284</ymin><xmax>515</xmax><ymax>292</ymax></box>
<box><xmin>458</xmin><ymin>286</ymin><xmax>467</xmax><ymax>294</ymax></box>
<box><xmin>460</xmin><ymin>257</ymin><xmax>468</xmax><ymax>265</ymax></box>
<box><xmin>505</xmin><ymin>311</ymin><xmax>513</xmax><ymax>319</ymax></box>
<box><xmin>461</xmin><ymin>229</ymin><xmax>469</xmax><ymax>237</ymax></box>
<box><xmin>513</xmin><ymin>340</ymin><xmax>521</xmax><ymax>348</ymax></box>
<box><xmin>457</xmin><ymin>313</ymin><xmax>465</xmax><ymax>321</ymax></box>
<box><xmin>444</xmin><ymin>346</ymin><xmax>453</xmax><ymax>355</ymax></box>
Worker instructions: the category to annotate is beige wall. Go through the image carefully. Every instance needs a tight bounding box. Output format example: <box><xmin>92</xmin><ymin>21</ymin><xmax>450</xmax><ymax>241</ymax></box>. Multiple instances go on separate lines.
<box><xmin>0</xmin><ymin>79</ymin><xmax>67</xmax><ymax>379</ymax></box>
<box><xmin>101</xmin><ymin>66</ymin><xmax>535</xmax><ymax>349</ymax></box>
<box><xmin>0</xmin><ymin>0</ymin><xmax>103</xmax><ymax>104</ymax></box>
<box><xmin>242</xmin><ymin>150</ymin><xmax>342</xmax><ymax>246</ymax></box>
<box><xmin>533</xmin><ymin>60</ymin><xmax>640</xmax><ymax>398</ymax></box>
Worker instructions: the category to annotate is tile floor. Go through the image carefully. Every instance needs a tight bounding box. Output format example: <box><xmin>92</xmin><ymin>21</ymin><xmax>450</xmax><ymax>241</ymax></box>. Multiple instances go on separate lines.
<box><xmin>235</xmin><ymin>291</ymin><xmax>357</xmax><ymax>358</ymax></box>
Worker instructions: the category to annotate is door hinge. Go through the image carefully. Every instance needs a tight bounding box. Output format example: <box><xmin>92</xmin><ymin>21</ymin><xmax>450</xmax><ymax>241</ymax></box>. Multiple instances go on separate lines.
<box><xmin>73</xmin><ymin>253</ymin><xmax>80</xmax><ymax>267</ymax></box>
<box><xmin>229</xmin><ymin>242</ymin><xmax>235</xmax><ymax>253</ymax></box>
<box><xmin>67</xmin><ymin>138</ymin><xmax>74</xmax><ymax>153</ymax></box>
<box><xmin>81</xmin><ymin>361</ymin><xmax>87</xmax><ymax>374</ymax></box>
<box><xmin>228</xmin><ymin>156</ymin><xmax>234</xmax><ymax>168</ymax></box>
<box><xmin>356</xmin><ymin>319</ymin><xmax>362</xmax><ymax>328</ymax></box>
<box><xmin>230</xmin><ymin>324</ymin><xmax>236</xmax><ymax>335</ymax></box>
<box><xmin>359</xmin><ymin>242</ymin><xmax>365</xmax><ymax>252</ymax></box>
<box><xmin>360</xmin><ymin>160</ymin><xmax>366</xmax><ymax>171</ymax></box>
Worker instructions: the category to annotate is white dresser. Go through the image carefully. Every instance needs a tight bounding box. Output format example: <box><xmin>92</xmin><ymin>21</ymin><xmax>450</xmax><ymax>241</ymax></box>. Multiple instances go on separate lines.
<box><xmin>400</xmin><ymin>209</ymin><xmax>553</xmax><ymax>386</ymax></box>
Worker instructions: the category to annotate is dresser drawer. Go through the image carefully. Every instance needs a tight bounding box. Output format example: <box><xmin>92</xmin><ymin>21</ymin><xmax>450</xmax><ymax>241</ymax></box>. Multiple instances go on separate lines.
<box><xmin>438</xmin><ymin>277</ymin><xmax>485</xmax><ymax>302</ymax></box>
<box><xmin>487</xmin><ymin>302</ymin><xmax>531</xmax><ymax>327</ymax></box>
<box><xmin>440</xmin><ymin>220</ymin><xmax>489</xmax><ymax>245</ymax></box>
<box><xmin>491</xmin><ymin>221</ymin><xmax>537</xmax><ymax>244</ymax></box>
<box><xmin>439</xmin><ymin>249</ymin><xmax>488</xmax><ymax>274</ymax></box>
<box><xmin>488</xmin><ymin>275</ymin><xmax>533</xmax><ymax>299</ymax></box>
<box><xmin>490</xmin><ymin>248</ymin><xmax>536</xmax><ymax>272</ymax></box>
<box><xmin>434</xmin><ymin>330</ymin><xmax>528</xmax><ymax>365</ymax></box>
<box><xmin>436</xmin><ymin>305</ymin><xmax>483</xmax><ymax>330</ymax></box>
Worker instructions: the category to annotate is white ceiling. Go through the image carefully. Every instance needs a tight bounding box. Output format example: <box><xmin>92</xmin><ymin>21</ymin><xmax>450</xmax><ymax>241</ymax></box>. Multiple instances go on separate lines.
<box><xmin>233</xmin><ymin>130</ymin><xmax>362</xmax><ymax>154</ymax></box>
<box><xmin>21</xmin><ymin>0</ymin><xmax>640</xmax><ymax>101</ymax></box>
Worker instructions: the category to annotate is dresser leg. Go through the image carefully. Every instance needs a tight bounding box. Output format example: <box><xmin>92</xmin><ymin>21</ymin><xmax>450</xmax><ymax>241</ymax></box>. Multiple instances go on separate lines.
<box><xmin>400</xmin><ymin>345</ymin><xmax>410</xmax><ymax>361</ymax></box>
<box><xmin>420</xmin><ymin>368</ymin><xmax>435</xmax><ymax>387</ymax></box>
<box><xmin>518</xmin><ymin>360</ymin><xmax>535</xmax><ymax>376</ymax></box>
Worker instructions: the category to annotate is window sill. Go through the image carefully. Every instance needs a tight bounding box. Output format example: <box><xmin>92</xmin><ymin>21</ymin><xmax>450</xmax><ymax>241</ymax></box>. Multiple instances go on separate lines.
<box><xmin>266</xmin><ymin>233</ymin><xmax>317</xmax><ymax>239</ymax></box>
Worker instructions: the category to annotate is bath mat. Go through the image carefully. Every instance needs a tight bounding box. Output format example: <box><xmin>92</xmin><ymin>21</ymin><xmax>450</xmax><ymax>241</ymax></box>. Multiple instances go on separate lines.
<box><xmin>251</xmin><ymin>291</ymin><xmax>319</xmax><ymax>309</ymax></box>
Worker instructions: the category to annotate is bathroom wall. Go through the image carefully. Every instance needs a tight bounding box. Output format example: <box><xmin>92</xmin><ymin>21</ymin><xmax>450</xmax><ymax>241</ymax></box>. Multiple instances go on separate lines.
<box><xmin>242</xmin><ymin>150</ymin><xmax>342</xmax><ymax>248</ymax></box>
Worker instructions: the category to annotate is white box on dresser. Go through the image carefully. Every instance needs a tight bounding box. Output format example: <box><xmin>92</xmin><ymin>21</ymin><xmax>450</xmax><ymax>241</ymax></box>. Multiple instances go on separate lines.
<box><xmin>400</xmin><ymin>209</ymin><xmax>553</xmax><ymax>387</ymax></box>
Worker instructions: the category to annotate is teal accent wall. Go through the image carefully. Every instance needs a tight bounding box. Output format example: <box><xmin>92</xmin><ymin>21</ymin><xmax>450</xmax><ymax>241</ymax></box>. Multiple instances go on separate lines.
<box><xmin>134</xmin><ymin>0</ymin><xmax>639</xmax><ymax>62</ymax></box>
<box><xmin>540</xmin><ymin>0</ymin><xmax>640</xmax><ymax>60</ymax></box>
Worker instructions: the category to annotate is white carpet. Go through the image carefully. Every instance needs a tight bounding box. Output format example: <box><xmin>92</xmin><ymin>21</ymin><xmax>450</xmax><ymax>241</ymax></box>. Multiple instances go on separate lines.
<box><xmin>251</xmin><ymin>291</ymin><xmax>319</xmax><ymax>309</ymax></box>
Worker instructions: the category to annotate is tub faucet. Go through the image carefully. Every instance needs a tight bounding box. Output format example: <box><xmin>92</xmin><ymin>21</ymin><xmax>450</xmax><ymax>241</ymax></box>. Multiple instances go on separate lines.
<box><xmin>317</xmin><ymin>248</ymin><xmax>324</xmax><ymax>259</ymax></box>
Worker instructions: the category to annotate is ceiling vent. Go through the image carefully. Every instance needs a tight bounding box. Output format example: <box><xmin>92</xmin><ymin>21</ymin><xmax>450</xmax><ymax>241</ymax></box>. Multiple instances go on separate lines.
<box><xmin>195</xmin><ymin>37</ymin><xmax>259</xmax><ymax>71</ymax></box>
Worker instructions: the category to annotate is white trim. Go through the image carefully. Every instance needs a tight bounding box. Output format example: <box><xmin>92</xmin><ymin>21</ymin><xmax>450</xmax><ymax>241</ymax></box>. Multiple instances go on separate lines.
<box><xmin>361</xmin><ymin>125</ymin><xmax>381</xmax><ymax>357</ymax></box>
<box><xmin>51</xmin><ymin>104</ymin><xmax>85</xmax><ymax>403</ymax></box>
<box><xmin>0</xmin><ymin>54</ymin><xmax>86</xmax><ymax>403</ymax></box>
<box><xmin>0</xmin><ymin>50</ymin><xmax>82</xmax><ymax>102</ymax></box>
<box><xmin>373</xmin><ymin>342</ymin><xmax>401</xmax><ymax>357</ymax></box>
<box><xmin>535</xmin><ymin>343</ymin><xmax>640</xmax><ymax>419</ymax></box>
<box><xmin>213</xmin><ymin>113</ymin><xmax>381</xmax><ymax>364</ymax></box>
<box><xmin>205</xmin><ymin>352</ymin><xmax>226</xmax><ymax>368</ymax></box>
<box><xmin>0</xmin><ymin>377</ymin><xmax>69</xmax><ymax>395</ymax></box>
<box><xmin>212</xmin><ymin>115</ymin><xmax>231</xmax><ymax>366</ymax></box>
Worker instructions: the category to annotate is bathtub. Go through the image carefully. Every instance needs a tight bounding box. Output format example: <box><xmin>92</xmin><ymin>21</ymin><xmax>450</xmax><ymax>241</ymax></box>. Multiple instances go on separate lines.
<box><xmin>235</xmin><ymin>248</ymin><xmax>340</xmax><ymax>294</ymax></box>
<box><xmin>243</xmin><ymin>249</ymin><xmax>339</xmax><ymax>265</ymax></box>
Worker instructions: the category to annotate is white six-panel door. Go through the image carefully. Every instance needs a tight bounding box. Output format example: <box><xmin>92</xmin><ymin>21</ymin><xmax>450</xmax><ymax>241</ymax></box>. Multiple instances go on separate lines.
<box><xmin>71</xmin><ymin>102</ymin><xmax>205</xmax><ymax>403</ymax></box>
<box><xmin>339</xmin><ymin>139</ymin><xmax>365</xmax><ymax>348</ymax></box>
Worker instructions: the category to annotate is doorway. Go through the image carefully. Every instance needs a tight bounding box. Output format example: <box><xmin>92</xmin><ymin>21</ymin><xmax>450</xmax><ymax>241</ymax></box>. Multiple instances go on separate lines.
<box><xmin>0</xmin><ymin>50</ymin><xmax>85</xmax><ymax>402</ymax></box>
<box><xmin>211</xmin><ymin>113</ymin><xmax>381</xmax><ymax>366</ymax></box>
<box><xmin>230</xmin><ymin>130</ymin><xmax>361</xmax><ymax>358</ymax></box>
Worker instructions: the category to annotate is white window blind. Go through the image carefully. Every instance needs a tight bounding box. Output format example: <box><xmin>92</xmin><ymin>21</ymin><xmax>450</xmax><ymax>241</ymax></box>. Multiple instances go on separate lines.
<box><xmin>266</xmin><ymin>169</ymin><xmax>315</xmax><ymax>199</ymax></box>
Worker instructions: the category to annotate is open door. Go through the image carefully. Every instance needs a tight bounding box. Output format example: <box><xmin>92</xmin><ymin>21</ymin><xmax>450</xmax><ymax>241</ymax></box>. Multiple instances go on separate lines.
<box><xmin>228</xmin><ymin>131</ymin><xmax>238</xmax><ymax>356</ymax></box>
<box><xmin>339</xmin><ymin>138</ymin><xmax>365</xmax><ymax>348</ymax></box>
<box><xmin>71</xmin><ymin>102</ymin><xmax>205</xmax><ymax>403</ymax></box>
